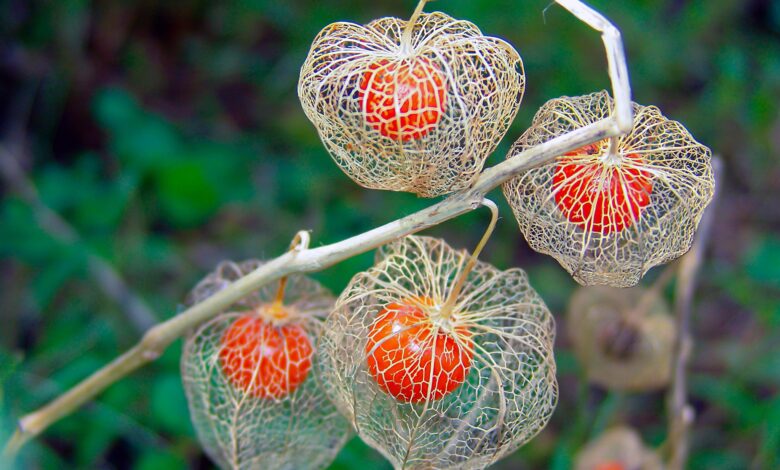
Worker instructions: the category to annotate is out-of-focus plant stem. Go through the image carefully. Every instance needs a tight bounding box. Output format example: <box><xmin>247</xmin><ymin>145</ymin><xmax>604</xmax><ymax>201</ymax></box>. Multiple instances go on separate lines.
<box><xmin>666</xmin><ymin>157</ymin><xmax>721</xmax><ymax>470</ymax></box>
<box><xmin>0</xmin><ymin>146</ymin><xmax>158</xmax><ymax>332</ymax></box>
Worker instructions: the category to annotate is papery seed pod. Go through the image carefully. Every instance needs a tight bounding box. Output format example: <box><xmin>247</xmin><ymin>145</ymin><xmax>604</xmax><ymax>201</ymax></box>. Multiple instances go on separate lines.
<box><xmin>298</xmin><ymin>10</ymin><xmax>524</xmax><ymax>197</ymax></box>
<box><xmin>181</xmin><ymin>260</ymin><xmax>351</xmax><ymax>470</ymax></box>
<box><xmin>502</xmin><ymin>91</ymin><xmax>714</xmax><ymax>287</ymax></box>
<box><xmin>567</xmin><ymin>286</ymin><xmax>675</xmax><ymax>391</ymax></box>
<box><xmin>575</xmin><ymin>427</ymin><xmax>665</xmax><ymax>470</ymax></box>
<box><xmin>319</xmin><ymin>236</ymin><xmax>557</xmax><ymax>469</ymax></box>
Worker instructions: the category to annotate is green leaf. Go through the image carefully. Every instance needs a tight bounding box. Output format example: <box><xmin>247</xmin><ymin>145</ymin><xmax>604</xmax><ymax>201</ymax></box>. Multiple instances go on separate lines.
<box><xmin>30</xmin><ymin>249</ymin><xmax>87</xmax><ymax>311</ymax></box>
<box><xmin>94</xmin><ymin>87</ymin><xmax>183</xmax><ymax>171</ymax></box>
<box><xmin>0</xmin><ymin>199</ymin><xmax>60</xmax><ymax>261</ymax></box>
<box><xmin>135</xmin><ymin>449</ymin><xmax>188</xmax><ymax>470</ymax></box>
<box><xmin>154</xmin><ymin>160</ymin><xmax>220</xmax><ymax>227</ymax></box>
<box><xmin>93</xmin><ymin>87</ymin><xmax>140</xmax><ymax>133</ymax></box>
<box><xmin>328</xmin><ymin>437</ymin><xmax>391</xmax><ymax>470</ymax></box>
<box><xmin>149</xmin><ymin>374</ymin><xmax>193</xmax><ymax>437</ymax></box>
<box><xmin>745</xmin><ymin>235</ymin><xmax>780</xmax><ymax>288</ymax></box>
<box><xmin>75</xmin><ymin>418</ymin><xmax>120</xmax><ymax>467</ymax></box>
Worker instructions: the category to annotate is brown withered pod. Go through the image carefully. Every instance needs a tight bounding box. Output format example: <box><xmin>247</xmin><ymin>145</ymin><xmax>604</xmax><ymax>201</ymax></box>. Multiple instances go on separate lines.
<box><xmin>567</xmin><ymin>285</ymin><xmax>676</xmax><ymax>391</ymax></box>
<box><xmin>575</xmin><ymin>427</ymin><xmax>664</xmax><ymax>470</ymax></box>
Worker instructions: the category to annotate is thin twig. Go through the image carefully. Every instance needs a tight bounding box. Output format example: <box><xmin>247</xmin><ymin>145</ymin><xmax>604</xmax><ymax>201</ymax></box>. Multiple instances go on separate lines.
<box><xmin>666</xmin><ymin>157</ymin><xmax>721</xmax><ymax>470</ymax></box>
<box><xmin>2</xmin><ymin>0</ymin><xmax>632</xmax><ymax>456</ymax></box>
<box><xmin>401</xmin><ymin>0</ymin><xmax>432</xmax><ymax>52</ymax></box>
<box><xmin>555</xmin><ymin>0</ymin><xmax>633</xmax><ymax>133</ymax></box>
<box><xmin>440</xmin><ymin>199</ymin><xmax>499</xmax><ymax>318</ymax></box>
<box><xmin>0</xmin><ymin>146</ymin><xmax>157</xmax><ymax>332</ymax></box>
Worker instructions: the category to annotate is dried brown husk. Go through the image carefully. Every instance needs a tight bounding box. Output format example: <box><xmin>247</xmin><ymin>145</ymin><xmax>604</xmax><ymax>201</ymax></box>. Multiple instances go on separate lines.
<box><xmin>568</xmin><ymin>285</ymin><xmax>675</xmax><ymax>391</ymax></box>
<box><xmin>181</xmin><ymin>260</ymin><xmax>351</xmax><ymax>470</ymax></box>
<box><xmin>502</xmin><ymin>91</ymin><xmax>714</xmax><ymax>287</ymax></box>
<box><xmin>318</xmin><ymin>236</ymin><xmax>557</xmax><ymax>469</ymax></box>
<box><xmin>575</xmin><ymin>427</ymin><xmax>665</xmax><ymax>470</ymax></box>
<box><xmin>298</xmin><ymin>12</ymin><xmax>524</xmax><ymax>197</ymax></box>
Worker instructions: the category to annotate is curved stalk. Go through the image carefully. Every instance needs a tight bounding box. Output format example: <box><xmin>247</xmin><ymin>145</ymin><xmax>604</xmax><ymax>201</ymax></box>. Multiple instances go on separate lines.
<box><xmin>440</xmin><ymin>199</ymin><xmax>499</xmax><ymax>319</ymax></box>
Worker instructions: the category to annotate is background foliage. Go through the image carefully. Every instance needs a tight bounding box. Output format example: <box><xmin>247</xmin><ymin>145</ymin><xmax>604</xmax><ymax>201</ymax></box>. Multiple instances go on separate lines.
<box><xmin>0</xmin><ymin>0</ymin><xmax>778</xmax><ymax>468</ymax></box>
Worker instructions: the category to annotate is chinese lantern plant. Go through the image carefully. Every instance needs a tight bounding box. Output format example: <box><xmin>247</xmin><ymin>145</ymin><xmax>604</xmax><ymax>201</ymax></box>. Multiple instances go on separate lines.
<box><xmin>318</xmin><ymin>231</ymin><xmax>557</xmax><ymax>469</ymax></box>
<box><xmin>2</xmin><ymin>2</ymin><xmax>722</xmax><ymax>469</ymax></box>
<box><xmin>298</xmin><ymin>0</ymin><xmax>525</xmax><ymax>197</ymax></box>
<box><xmin>502</xmin><ymin>90</ymin><xmax>714</xmax><ymax>287</ymax></box>
<box><xmin>181</xmin><ymin>260</ymin><xmax>350</xmax><ymax>470</ymax></box>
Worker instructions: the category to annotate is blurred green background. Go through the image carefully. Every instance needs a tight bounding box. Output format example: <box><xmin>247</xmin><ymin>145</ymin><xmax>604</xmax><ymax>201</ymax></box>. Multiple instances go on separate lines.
<box><xmin>1</xmin><ymin>0</ymin><xmax>778</xmax><ymax>468</ymax></box>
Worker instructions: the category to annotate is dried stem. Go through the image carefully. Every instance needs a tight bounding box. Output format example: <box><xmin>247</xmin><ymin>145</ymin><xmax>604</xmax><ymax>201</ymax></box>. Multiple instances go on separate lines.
<box><xmin>606</xmin><ymin>135</ymin><xmax>620</xmax><ymax>163</ymax></box>
<box><xmin>665</xmin><ymin>157</ymin><xmax>721</xmax><ymax>470</ymax></box>
<box><xmin>440</xmin><ymin>199</ymin><xmax>498</xmax><ymax>318</ymax></box>
<box><xmin>3</xmin><ymin>0</ymin><xmax>632</xmax><ymax>456</ymax></box>
<box><xmin>401</xmin><ymin>0</ymin><xmax>432</xmax><ymax>52</ymax></box>
<box><xmin>555</xmin><ymin>0</ymin><xmax>633</xmax><ymax>133</ymax></box>
<box><xmin>0</xmin><ymin>146</ymin><xmax>157</xmax><ymax>333</ymax></box>
<box><xmin>272</xmin><ymin>231</ymin><xmax>311</xmax><ymax>306</ymax></box>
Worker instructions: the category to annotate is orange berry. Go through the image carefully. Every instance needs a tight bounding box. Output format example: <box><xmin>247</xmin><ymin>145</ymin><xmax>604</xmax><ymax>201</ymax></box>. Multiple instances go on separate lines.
<box><xmin>594</xmin><ymin>461</ymin><xmax>626</xmax><ymax>470</ymax></box>
<box><xmin>365</xmin><ymin>297</ymin><xmax>472</xmax><ymax>403</ymax></box>
<box><xmin>358</xmin><ymin>57</ymin><xmax>447</xmax><ymax>141</ymax></box>
<box><xmin>552</xmin><ymin>144</ymin><xmax>653</xmax><ymax>234</ymax></box>
<box><xmin>219</xmin><ymin>314</ymin><xmax>313</xmax><ymax>399</ymax></box>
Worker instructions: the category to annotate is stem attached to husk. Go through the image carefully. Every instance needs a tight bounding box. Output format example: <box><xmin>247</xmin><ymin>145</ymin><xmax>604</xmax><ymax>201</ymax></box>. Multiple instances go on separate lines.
<box><xmin>605</xmin><ymin>135</ymin><xmax>621</xmax><ymax>164</ymax></box>
<box><xmin>439</xmin><ymin>199</ymin><xmax>499</xmax><ymax>319</ymax></box>
<box><xmin>401</xmin><ymin>0</ymin><xmax>432</xmax><ymax>53</ymax></box>
<box><xmin>272</xmin><ymin>231</ymin><xmax>311</xmax><ymax>307</ymax></box>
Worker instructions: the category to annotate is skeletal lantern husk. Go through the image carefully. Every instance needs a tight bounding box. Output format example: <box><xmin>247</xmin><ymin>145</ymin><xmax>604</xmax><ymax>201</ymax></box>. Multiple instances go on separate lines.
<box><xmin>298</xmin><ymin>12</ymin><xmax>525</xmax><ymax>197</ymax></box>
<box><xmin>575</xmin><ymin>427</ymin><xmax>665</xmax><ymax>470</ymax></box>
<box><xmin>318</xmin><ymin>236</ymin><xmax>557</xmax><ymax>469</ymax></box>
<box><xmin>567</xmin><ymin>286</ymin><xmax>675</xmax><ymax>391</ymax></box>
<box><xmin>181</xmin><ymin>260</ymin><xmax>351</xmax><ymax>470</ymax></box>
<box><xmin>502</xmin><ymin>91</ymin><xmax>714</xmax><ymax>287</ymax></box>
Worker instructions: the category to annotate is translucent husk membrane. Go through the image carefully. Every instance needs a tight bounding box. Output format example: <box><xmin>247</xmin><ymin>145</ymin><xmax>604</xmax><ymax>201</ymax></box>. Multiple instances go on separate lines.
<box><xmin>502</xmin><ymin>91</ymin><xmax>714</xmax><ymax>287</ymax></box>
<box><xmin>181</xmin><ymin>260</ymin><xmax>351</xmax><ymax>470</ymax></box>
<box><xmin>319</xmin><ymin>236</ymin><xmax>557</xmax><ymax>469</ymax></box>
<box><xmin>298</xmin><ymin>11</ymin><xmax>525</xmax><ymax>197</ymax></box>
<box><xmin>575</xmin><ymin>427</ymin><xmax>664</xmax><ymax>470</ymax></box>
<box><xmin>568</xmin><ymin>286</ymin><xmax>675</xmax><ymax>391</ymax></box>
